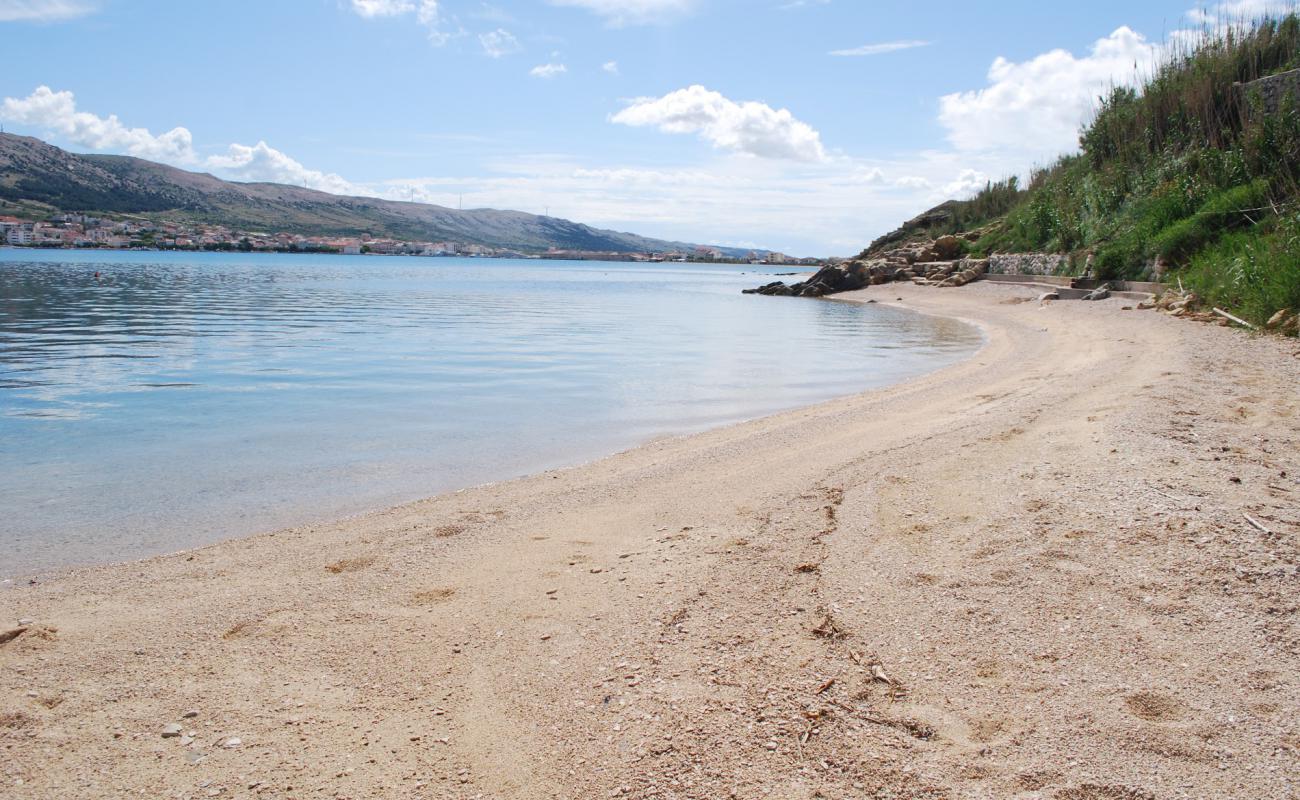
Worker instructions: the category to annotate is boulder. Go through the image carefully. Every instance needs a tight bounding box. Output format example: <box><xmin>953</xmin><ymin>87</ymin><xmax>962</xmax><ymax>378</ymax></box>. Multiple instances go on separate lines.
<box><xmin>933</xmin><ymin>235</ymin><xmax>964</xmax><ymax>260</ymax></box>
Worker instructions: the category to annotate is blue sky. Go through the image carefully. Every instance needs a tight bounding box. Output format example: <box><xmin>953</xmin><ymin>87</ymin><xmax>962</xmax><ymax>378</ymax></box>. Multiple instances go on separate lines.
<box><xmin>0</xmin><ymin>0</ymin><xmax>1291</xmax><ymax>254</ymax></box>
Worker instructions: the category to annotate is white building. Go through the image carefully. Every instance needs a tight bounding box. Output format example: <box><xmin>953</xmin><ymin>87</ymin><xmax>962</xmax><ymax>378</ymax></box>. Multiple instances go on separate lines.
<box><xmin>5</xmin><ymin>223</ymin><xmax>35</xmax><ymax>245</ymax></box>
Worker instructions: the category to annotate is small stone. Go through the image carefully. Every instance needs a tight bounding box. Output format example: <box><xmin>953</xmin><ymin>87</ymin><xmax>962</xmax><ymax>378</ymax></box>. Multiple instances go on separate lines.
<box><xmin>223</xmin><ymin>737</ymin><xmax>242</xmax><ymax>748</ymax></box>
<box><xmin>765</xmin><ymin>741</ymin><xmax>778</xmax><ymax>751</ymax></box>
<box><xmin>590</xmin><ymin>568</ymin><xmax>603</xmax><ymax>574</ymax></box>
<box><xmin>1265</xmin><ymin>308</ymin><xmax>1294</xmax><ymax>329</ymax></box>
<box><xmin>161</xmin><ymin>723</ymin><xmax>183</xmax><ymax>738</ymax></box>
<box><xmin>180</xmin><ymin>736</ymin><xmax>195</xmax><ymax>746</ymax></box>
<box><xmin>17</xmin><ymin>618</ymin><xmax>34</xmax><ymax>626</ymax></box>
<box><xmin>182</xmin><ymin>709</ymin><xmax>199</xmax><ymax>719</ymax></box>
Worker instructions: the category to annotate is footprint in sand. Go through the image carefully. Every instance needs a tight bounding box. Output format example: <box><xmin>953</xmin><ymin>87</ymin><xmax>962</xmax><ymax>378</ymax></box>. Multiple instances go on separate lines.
<box><xmin>411</xmin><ymin>588</ymin><xmax>457</xmax><ymax>605</ymax></box>
<box><xmin>324</xmin><ymin>556</ymin><xmax>375</xmax><ymax>573</ymax></box>
<box><xmin>1054</xmin><ymin>784</ymin><xmax>1155</xmax><ymax>800</ymax></box>
<box><xmin>1124</xmin><ymin>690</ymin><xmax>1186</xmax><ymax>722</ymax></box>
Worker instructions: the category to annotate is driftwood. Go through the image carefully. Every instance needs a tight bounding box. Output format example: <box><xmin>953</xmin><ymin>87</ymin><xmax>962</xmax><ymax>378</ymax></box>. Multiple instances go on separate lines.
<box><xmin>1243</xmin><ymin>513</ymin><xmax>1272</xmax><ymax>534</ymax></box>
<box><xmin>1213</xmin><ymin>307</ymin><xmax>1257</xmax><ymax>329</ymax></box>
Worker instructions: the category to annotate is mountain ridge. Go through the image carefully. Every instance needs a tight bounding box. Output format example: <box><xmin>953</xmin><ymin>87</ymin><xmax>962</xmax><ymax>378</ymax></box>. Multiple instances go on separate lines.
<box><xmin>0</xmin><ymin>133</ymin><xmax>753</xmax><ymax>256</ymax></box>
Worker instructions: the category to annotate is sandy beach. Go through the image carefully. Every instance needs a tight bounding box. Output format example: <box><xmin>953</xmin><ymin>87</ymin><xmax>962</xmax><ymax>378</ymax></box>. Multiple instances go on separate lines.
<box><xmin>2</xmin><ymin>281</ymin><xmax>1297</xmax><ymax>799</ymax></box>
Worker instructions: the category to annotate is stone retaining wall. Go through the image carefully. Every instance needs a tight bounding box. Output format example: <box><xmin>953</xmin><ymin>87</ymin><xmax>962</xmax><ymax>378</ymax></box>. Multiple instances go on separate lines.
<box><xmin>988</xmin><ymin>253</ymin><xmax>1072</xmax><ymax>276</ymax></box>
<box><xmin>1238</xmin><ymin>68</ymin><xmax>1300</xmax><ymax>114</ymax></box>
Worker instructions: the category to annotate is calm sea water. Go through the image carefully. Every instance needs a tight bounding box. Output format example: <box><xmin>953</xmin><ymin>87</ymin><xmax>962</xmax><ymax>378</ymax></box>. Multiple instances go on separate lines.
<box><xmin>0</xmin><ymin>250</ymin><xmax>981</xmax><ymax>575</ymax></box>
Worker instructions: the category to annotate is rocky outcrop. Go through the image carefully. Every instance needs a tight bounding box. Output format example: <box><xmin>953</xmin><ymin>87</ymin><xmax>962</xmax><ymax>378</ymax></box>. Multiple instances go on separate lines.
<box><xmin>745</xmin><ymin>252</ymin><xmax>988</xmax><ymax>298</ymax></box>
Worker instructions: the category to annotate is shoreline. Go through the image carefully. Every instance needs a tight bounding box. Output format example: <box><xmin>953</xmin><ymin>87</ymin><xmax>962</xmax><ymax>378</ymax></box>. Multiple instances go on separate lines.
<box><xmin>2</xmin><ymin>285</ymin><xmax>979</xmax><ymax>583</ymax></box>
<box><xmin>2</xmin><ymin>281</ymin><xmax>1297</xmax><ymax>798</ymax></box>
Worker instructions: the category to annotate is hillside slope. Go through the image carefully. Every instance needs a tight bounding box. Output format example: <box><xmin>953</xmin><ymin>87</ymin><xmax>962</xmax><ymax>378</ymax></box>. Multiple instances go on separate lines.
<box><xmin>871</xmin><ymin>14</ymin><xmax>1300</xmax><ymax>328</ymax></box>
<box><xmin>0</xmin><ymin>133</ymin><xmax>723</xmax><ymax>255</ymax></box>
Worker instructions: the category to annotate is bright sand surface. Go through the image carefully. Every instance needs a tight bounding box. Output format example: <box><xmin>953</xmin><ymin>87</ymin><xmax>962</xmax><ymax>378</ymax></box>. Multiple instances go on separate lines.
<box><xmin>2</xmin><ymin>281</ymin><xmax>1298</xmax><ymax>799</ymax></box>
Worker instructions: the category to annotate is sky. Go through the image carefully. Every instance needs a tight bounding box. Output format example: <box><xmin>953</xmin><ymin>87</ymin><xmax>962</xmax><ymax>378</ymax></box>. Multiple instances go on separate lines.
<box><xmin>0</xmin><ymin>0</ymin><xmax>1293</xmax><ymax>255</ymax></box>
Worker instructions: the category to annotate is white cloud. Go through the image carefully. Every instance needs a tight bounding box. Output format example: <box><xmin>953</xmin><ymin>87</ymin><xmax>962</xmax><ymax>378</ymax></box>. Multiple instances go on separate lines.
<box><xmin>348</xmin><ymin>0</ymin><xmax>414</xmax><ymax>17</ymax></box>
<box><xmin>376</xmin><ymin>148</ymin><xmax>1011</xmax><ymax>255</ymax></box>
<box><xmin>349</xmin><ymin>0</ymin><xmax>452</xmax><ymax>44</ymax></box>
<box><xmin>548</xmin><ymin>0</ymin><xmax>694</xmax><ymax>26</ymax></box>
<box><xmin>1</xmin><ymin>86</ymin><xmax>198</xmax><ymax>163</ymax></box>
<box><xmin>602</xmin><ymin>60</ymin><xmax>620</xmax><ymax>74</ymax></box>
<box><xmin>206</xmin><ymin>142</ymin><xmax>361</xmax><ymax>195</ymax></box>
<box><xmin>0</xmin><ymin>0</ymin><xmax>95</xmax><ymax>22</ymax></box>
<box><xmin>893</xmin><ymin>176</ymin><xmax>930</xmax><ymax>189</ymax></box>
<box><xmin>942</xmin><ymin>168</ymin><xmax>988</xmax><ymax>198</ymax></box>
<box><xmin>830</xmin><ymin>40</ymin><xmax>930</xmax><ymax>57</ymax></box>
<box><xmin>937</xmin><ymin>26</ymin><xmax>1160</xmax><ymax>162</ymax></box>
<box><xmin>1187</xmin><ymin>0</ymin><xmax>1294</xmax><ymax>25</ymax></box>
<box><xmin>529</xmin><ymin>62</ymin><xmax>568</xmax><ymax>78</ymax></box>
<box><xmin>611</xmin><ymin>85</ymin><xmax>827</xmax><ymax>163</ymax></box>
<box><xmin>478</xmin><ymin>28</ymin><xmax>520</xmax><ymax>57</ymax></box>
<box><xmin>1</xmin><ymin>86</ymin><xmax>364</xmax><ymax>196</ymax></box>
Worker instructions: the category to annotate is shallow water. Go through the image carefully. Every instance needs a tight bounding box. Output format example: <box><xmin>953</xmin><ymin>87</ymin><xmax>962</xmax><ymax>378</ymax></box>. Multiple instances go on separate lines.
<box><xmin>0</xmin><ymin>250</ymin><xmax>981</xmax><ymax>574</ymax></box>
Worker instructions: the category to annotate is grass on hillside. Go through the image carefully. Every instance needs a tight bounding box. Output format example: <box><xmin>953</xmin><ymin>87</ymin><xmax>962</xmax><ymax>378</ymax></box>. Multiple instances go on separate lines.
<box><xmin>960</xmin><ymin>13</ymin><xmax>1300</xmax><ymax>326</ymax></box>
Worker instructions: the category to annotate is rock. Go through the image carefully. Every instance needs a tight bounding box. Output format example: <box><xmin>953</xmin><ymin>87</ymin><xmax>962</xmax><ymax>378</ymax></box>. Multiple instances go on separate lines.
<box><xmin>182</xmin><ymin>709</ymin><xmax>199</xmax><ymax>719</ymax></box>
<box><xmin>223</xmin><ymin>737</ymin><xmax>242</xmax><ymax>748</ymax></box>
<box><xmin>17</xmin><ymin>618</ymin><xmax>34</xmax><ymax>627</ymax></box>
<box><xmin>1265</xmin><ymin>309</ymin><xmax>1294</xmax><ymax>330</ymax></box>
<box><xmin>162</xmin><ymin>723</ymin><xmax>183</xmax><ymax>738</ymax></box>
<box><xmin>180</xmin><ymin>735</ymin><xmax>195</xmax><ymax>746</ymax></box>
<box><xmin>933</xmin><ymin>235</ymin><xmax>964</xmax><ymax>260</ymax></box>
<box><xmin>1038</xmin><ymin>291</ymin><xmax>1059</xmax><ymax>303</ymax></box>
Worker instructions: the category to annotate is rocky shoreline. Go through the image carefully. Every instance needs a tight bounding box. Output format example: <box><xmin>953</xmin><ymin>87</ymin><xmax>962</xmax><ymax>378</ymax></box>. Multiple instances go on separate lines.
<box><xmin>745</xmin><ymin>234</ymin><xmax>986</xmax><ymax>297</ymax></box>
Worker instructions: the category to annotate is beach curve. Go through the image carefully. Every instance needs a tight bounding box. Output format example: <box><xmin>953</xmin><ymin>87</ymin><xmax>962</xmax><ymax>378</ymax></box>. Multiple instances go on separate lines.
<box><xmin>2</xmin><ymin>281</ymin><xmax>1298</xmax><ymax>798</ymax></box>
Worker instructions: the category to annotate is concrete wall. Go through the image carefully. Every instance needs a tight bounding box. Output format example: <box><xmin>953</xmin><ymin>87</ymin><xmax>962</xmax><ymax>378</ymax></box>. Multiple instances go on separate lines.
<box><xmin>988</xmin><ymin>253</ymin><xmax>1072</xmax><ymax>276</ymax></box>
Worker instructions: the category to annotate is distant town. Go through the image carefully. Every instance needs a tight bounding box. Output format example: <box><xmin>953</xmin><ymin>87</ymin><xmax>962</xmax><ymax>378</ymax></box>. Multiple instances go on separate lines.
<box><xmin>0</xmin><ymin>212</ymin><xmax>830</xmax><ymax>266</ymax></box>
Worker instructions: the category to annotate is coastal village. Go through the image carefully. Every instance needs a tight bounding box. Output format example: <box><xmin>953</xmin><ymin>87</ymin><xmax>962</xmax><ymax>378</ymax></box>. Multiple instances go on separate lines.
<box><xmin>0</xmin><ymin>212</ymin><xmax>819</xmax><ymax>265</ymax></box>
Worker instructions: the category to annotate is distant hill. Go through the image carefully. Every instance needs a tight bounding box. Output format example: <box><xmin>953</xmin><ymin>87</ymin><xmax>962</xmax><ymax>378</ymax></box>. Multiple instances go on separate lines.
<box><xmin>0</xmin><ymin>133</ymin><xmax>746</xmax><ymax>256</ymax></box>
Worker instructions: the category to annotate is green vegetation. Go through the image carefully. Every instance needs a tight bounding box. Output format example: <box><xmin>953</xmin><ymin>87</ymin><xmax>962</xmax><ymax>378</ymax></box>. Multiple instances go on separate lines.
<box><xmin>959</xmin><ymin>14</ymin><xmax>1300</xmax><ymax>326</ymax></box>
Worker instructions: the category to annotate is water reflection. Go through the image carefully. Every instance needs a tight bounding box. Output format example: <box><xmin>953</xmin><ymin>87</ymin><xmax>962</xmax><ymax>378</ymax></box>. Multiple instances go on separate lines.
<box><xmin>0</xmin><ymin>251</ymin><xmax>981</xmax><ymax>573</ymax></box>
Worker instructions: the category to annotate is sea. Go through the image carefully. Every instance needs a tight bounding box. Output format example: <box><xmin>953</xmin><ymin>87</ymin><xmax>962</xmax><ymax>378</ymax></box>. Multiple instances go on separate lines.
<box><xmin>0</xmin><ymin>250</ymin><xmax>982</xmax><ymax>575</ymax></box>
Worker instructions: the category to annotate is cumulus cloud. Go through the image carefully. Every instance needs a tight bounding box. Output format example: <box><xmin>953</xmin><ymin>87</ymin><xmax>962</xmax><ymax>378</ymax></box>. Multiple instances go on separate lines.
<box><xmin>1</xmin><ymin>86</ymin><xmax>365</xmax><ymax>196</ymax></box>
<box><xmin>611</xmin><ymin>85</ymin><xmax>827</xmax><ymax>163</ymax></box>
<box><xmin>942</xmin><ymin>168</ymin><xmax>989</xmax><ymax>198</ymax></box>
<box><xmin>206</xmin><ymin>142</ymin><xmax>361</xmax><ymax>195</ymax></box>
<box><xmin>478</xmin><ymin>27</ymin><xmax>520</xmax><ymax>57</ymax></box>
<box><xmin>829</xmin><ymin>40</ymin><xmax>930</xmax><ymax>57</ymax></box>
<box><xmin>1</xmin><ymin>86</ymin><xmax>198</xmax><ymax>163</ymax></box>
<box><xmin>529</xmin><ymin>62</ymin><xmax>568</xmax><ymax>78</ymax></box>
<box><xmin>548</xmin><ymin>0</ymin><xmax>694</xmax><ymax>26</ymax></box>
<box><xmin>602</xmin><ymin>60</ymin><xmax>620</xmax><ymax>74</ymax></box>
<box><xmin>0</xmin><ymin>0</ymin><xmax>95</xmax><ymax>22</ymax></box>
<box><xmin>937</xmin><ymin>26</ymin><xmax>1160</xmax><ymax>161</ymax></box>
